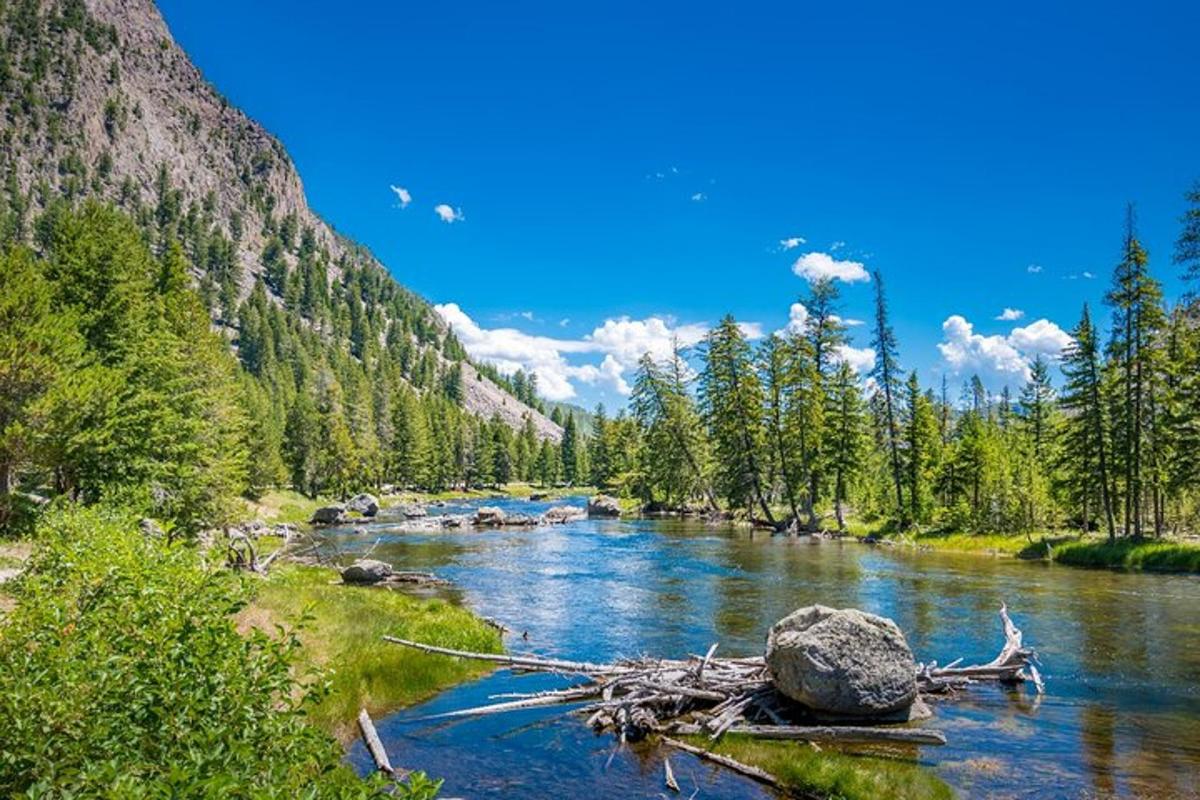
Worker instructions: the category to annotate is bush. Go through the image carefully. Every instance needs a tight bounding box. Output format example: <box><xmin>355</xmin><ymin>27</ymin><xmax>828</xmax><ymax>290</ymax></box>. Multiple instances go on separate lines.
<box><xmin>0</xmin><ymin>506</ymin><xmax>433</xmax><ymax>798</ymax></box>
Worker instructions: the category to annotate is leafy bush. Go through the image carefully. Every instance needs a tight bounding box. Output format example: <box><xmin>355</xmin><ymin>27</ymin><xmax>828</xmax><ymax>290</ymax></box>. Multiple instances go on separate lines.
<box><xmin>0</xmin><ymin>506</ymin><xmax>435</xmax><ymax>798</ymax></box>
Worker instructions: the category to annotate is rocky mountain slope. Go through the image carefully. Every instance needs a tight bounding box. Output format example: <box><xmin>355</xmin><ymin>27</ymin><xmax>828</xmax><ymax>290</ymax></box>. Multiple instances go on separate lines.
<box><xmin>0</xmin><ymin>0</ymin><xmax>560</xmax><ymax>441</ymax></box>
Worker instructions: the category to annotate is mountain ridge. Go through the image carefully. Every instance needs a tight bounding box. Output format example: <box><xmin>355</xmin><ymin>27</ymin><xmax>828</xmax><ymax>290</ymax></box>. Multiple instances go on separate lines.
<box><xmin>0</xmin><ymin>0</ymin><xmax>561</xmax><ymax>441</ymax></box>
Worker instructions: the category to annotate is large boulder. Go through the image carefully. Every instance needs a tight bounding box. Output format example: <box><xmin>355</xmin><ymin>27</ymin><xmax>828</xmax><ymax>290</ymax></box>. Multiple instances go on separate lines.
<box><xmin>341</xmin><ymin>559</ymin><xmax>393</xmax><ymax>584</ymax></box>
<box><xmin>397</xmin><ymin>503</ymin><xmax>427</xmax><ymax>519</ymax></box>
<box><xmin>544</xmin><ymin>505</ymin><xmax>586</xmax><ymax>524</ymax></box>
<box><xmin>346</xmin><ymin>493</ymin><xmax>380</xmax><ymax>517</ymax></box>
<box><xmin>587</xmin><ymin>495</ymin><xmax>621</xmax><ymax>518</ymax></box>
<box><xmin>473</xmin><ymin>506</ymin><xmax>506</xmax><ymax>526</ymax></box>
<box><xmin>765</xmin><ymin>605</ymin><xmax>918</xmax><ymax>717</ymax></box>
<box><xmin>310</xmin><ymin>505</ymin><xmax>345</xmax><ymax>525</ymax></box>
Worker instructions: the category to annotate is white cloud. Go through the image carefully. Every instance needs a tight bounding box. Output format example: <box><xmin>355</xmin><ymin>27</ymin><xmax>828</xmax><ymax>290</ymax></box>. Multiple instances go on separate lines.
<box><xmin>937</xmin><ymin>314</ymin><xmax>1074</xmax><ymax>388</ymax></box>
<box><xmin>558</xmin><ymin>318</ymin><xmax>570</xmax><ymax>327</ymax></box>
<box><xmin>434</xmin><ymin>305</ymin><xmax>719</xmax><ymax>401</ymax></box>
<box><xmin>834</xmin><ymin>344</ymin><xmax>876</xmax><ymax>374</ymax></box>
<box><xmin>830</xmin><ymin>240</ymin><xmax>846</xmax><ymax>252</ymax></box>
<box><xmin>792</xmin><ymin>252</ymin><xmax>870</xmax><ymax>284</ymax></box>
<box><xmin>737</xmin><ymin>322</ymin><xmax>765</xmax><ymax>340</ymax></box>
<box><xmin>691</xmin><ymin>192</ymin><xmax>707</xmax><ymax>202</ymax></box>
<box><xmin>1027</xmin><ymin>264</ymin><xmax>1043</xmax><ymax>274</ymax></box>
<box><xmin>1008</xmin><ymin>318</ymin><xmax>1073</xmax><ymax>359</ymax></box>
<box><xmin>780</xmin><ymin>237</ymin><xmax>806</xmax><ymax>250</ymax></box>
<box><xmin>995</xmin><ymin>307</ymin><xmax>1024</xmax><ymax>321</ymax></box>
<box><xmin>518</xmin><ymin>311</ymin><xmax>535</xmax><ymax>321</ymax></box>
<box><xmin>783</xmin><ymin>302</ymin><xmax>809</xmax><ymax>335</ymax></box>
<box><xmin>1082</xmin><ymin>271</ymin><xmax>1095</xmax><ymax>279</ymax></box>
<box><xmin>389</xmin><ymin>185</ymin><xmax>411</xmax><ymax>208</ymax></box>
<box><xmin>434</xmin><ymin>204</ymin><xmax>464</xmax><ymax>223</ymax></box>
<box><xmin>842</xmin><ymin>317</ymin><xmax>865</xmax><ymax>327</ymax></box>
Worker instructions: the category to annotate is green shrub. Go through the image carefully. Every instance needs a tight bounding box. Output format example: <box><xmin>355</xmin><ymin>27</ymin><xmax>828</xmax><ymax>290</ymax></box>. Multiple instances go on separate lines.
<box><xmin>0</xmin><ymin>505</ymin><xmax>434</xmax><ymax>798</ymax></box>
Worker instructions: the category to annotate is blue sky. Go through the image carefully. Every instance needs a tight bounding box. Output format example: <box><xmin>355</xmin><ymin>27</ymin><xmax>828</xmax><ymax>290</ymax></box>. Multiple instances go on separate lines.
<box><xmin>158</xmin><ymin>0</ymin><xmax>1200</xmax><ymax>407</ymax></box>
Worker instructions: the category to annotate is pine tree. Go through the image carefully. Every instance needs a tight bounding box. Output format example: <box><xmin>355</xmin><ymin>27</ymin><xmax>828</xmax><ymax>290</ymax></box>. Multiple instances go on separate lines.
<box><xmin>1176</xmin><ymin>179</ymin><xmax>1200</xmax><ymax>293</ymax></box>
<box><xmin>1059</xmin><ymin>305</ymin><xmax>1117</xmax><ymax>540</ymax></box>
<box><xmin>870</xmin><ymin>269</ymin><xmax>905</xmax><ymax>516</ymax></box>
<box><xmin>699</xmin><ymin>317</ymin><xmax>775</xmax><ymax>523</ymax></box>
<box><xmin>826</xmin><ymin>361</ymin><xmax>866</xmax><ymax>530</ymax></box>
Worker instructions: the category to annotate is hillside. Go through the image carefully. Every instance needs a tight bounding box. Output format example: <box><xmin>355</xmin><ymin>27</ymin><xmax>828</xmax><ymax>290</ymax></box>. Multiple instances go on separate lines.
<box><xmin>0</xmin><ymin>0</ymin><xmax>560</xmax><ymax>442</ymax></box>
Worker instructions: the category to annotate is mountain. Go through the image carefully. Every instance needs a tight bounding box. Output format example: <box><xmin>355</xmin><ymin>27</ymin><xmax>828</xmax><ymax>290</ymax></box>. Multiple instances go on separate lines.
<box><xmin>0</xmin><ymin>0</ymin><xmax>560</xmax><ymax>441</ymax></box>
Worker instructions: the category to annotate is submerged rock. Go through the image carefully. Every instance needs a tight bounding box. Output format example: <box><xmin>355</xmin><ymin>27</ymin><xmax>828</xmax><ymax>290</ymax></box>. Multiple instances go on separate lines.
<box><xmin>341</xmin><ymin>559</ymin><xmax>393</xmax><ymax>584</ymax></box>
<box><xmin>504</xmin><ymin>513</ymin><xmax>538</xmax><ymax>526</ymax></box>
<box><xmin>397</xmin><ymin>503</ymin><xmax>427</xmax><ymax>519</ymax></box>
<box><xmin>765</xmin><ymin>605</ymin><xmax>918</xmax><ymax>717</ymax></box>
<box><xmin>473</xmin><ymin>506</ymin><xmax>506</xmax><ymax>526</ymax></box>
<box><xmin>347</xmin><ymin>493</ymin><xmax>380</xmax><ymax>517</ymax></box>
<box><xmin>310</xmin><ymin>505</ymin><xmax>345</xmax><ymax>525</ymax></box>
<box><xmin>544</xmin><ymin>505</ymin><xmax>586</xmax><ymax>524</ymax></box>
<box><xmin>587</xmin><ymin>495</ymin><xmax>621</xmax><ymax>518</ymax></box>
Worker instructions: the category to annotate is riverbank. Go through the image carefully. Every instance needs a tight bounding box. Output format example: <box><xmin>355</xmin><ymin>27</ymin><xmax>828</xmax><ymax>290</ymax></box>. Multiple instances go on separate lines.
<box><xmin>239</xmin><ymin>563</ymin><xmax>502</xmax><ymax>743</ymax></box>
<box><xmin>845</xmin><ymin>519</ymin><xmax>1200</xmax><ymax>573</ymax></box>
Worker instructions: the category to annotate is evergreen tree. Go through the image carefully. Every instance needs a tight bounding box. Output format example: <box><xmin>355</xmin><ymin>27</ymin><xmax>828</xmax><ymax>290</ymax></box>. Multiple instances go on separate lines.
<box><xmin>699</xmin><ymin>317</ymin><xmax>774</xmax><ymax>524</ymax></box>
<box><xmin>826</xmin><ymin>361</ymin><xmax>866</xmax><ymax>530</ymax></box>
<box><xmin>870</xmin><ymin>270</ymin><xmax>905</xmax><ymax>515</ymax></box>
<box><xmin>1059</xmin><ymin>305</ymin><xmax>1117</xmax><ymax>540</ymax></box>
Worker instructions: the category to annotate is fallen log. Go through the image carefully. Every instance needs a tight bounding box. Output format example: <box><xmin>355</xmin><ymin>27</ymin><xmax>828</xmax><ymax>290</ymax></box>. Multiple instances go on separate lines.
<box><xmin>660</xmin><ymin>736</ymin><xmax>785</xmax><ymax>791</ymax></box>
<box><xmin>358</xmin><ymin>709</ymin><xmax>402</xmax><ymax>777</ymax></box>
<box><xmin>381</xmin><ymin>635</ymin><xmax>633</xmax><ymax>675</ymax></box>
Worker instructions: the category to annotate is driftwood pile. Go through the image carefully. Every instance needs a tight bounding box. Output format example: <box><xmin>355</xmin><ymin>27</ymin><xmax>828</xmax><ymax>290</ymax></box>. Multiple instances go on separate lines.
<box><xmin>381</xmin><ymin>604</ymin><xmax>1042</xmax><ymax>756</ymax></box>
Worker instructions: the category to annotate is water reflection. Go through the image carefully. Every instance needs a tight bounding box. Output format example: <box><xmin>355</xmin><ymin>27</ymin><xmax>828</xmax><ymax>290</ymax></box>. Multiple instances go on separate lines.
<box><xmin>321</xmin><ymin>497</ymin><xmax>1200</xmax><ymax>798</ymax></box>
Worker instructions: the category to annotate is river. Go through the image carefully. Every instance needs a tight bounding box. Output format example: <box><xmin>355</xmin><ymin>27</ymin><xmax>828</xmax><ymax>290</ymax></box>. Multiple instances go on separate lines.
<box><xmin>319</xmin><ymin>496</ymin><xmax>1200</xmax><ymax>799</ymax></box>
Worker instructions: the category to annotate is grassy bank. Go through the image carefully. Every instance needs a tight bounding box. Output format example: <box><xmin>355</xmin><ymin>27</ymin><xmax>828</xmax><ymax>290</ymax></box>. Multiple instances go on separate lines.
<box><xmin>242</xmin><ymin>564</ymin><xmax>502</xmax><ymax>742</ymax></box>
<box><xmin>1051</xmin><ymin>537</ymin><xmax>1200</xmax><ymax>572</ymax></box>
<box><xmin>849</xmin><ymin>521</ymin><xmax>1200</xmax><ymax>573</ymax></box>
<box><xmin>690</xmin><ymin>736</ymin><xmax>953</xmax><ymax>800</ymax></box>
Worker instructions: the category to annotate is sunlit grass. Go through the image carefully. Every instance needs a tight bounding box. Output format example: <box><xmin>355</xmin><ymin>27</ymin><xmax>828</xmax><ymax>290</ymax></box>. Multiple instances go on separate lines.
<box><xmin>241</xmin><ymin>564</ymin><xmax>502</xmax><ymax>742</ymax></box>
<box><xmin>690</xmin><ymin>735</ymin><xmax>954</xmax><ymax>800</ymax></box>
<box><xmin>1052</xmin><ymin>537</ymin><xmax>1200</xmax><ymax>572</ymax></box>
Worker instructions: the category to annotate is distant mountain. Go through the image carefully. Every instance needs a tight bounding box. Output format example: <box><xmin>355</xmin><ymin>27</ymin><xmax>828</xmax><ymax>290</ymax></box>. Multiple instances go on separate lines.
<box><xmin>543</xmin><ymin>401</ymin><xmax>597</xmax><ymax>437</ymax></box>
<box><xmin>0</xmin><ymin>0</ymin><xmax>560</xmax><ymax>441</ymax></box>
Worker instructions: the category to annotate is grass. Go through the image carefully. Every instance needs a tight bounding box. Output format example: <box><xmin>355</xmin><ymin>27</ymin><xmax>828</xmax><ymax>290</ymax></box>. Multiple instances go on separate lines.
<box><xmin>243</xmin><ymin>489</ymin><xmax>331</xmax><ymax>526</ymax></box>
<box><xmin>240</xmin><ymin>563</ymin><xmax>503</xmax><ymax>742</ymax></box>
<box><xmin>1051</xmin><ymin>536</ymin><xmax>1200</xmax><ymax>572</ymax></box>
<box><xmin>691</xmin><ymin>735</ymin><xmax>954</xmax><ymax>800</ymax></box>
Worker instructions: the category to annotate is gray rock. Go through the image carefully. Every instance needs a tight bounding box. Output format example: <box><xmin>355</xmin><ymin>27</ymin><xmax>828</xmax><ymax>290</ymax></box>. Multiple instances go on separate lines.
<box><xmin>397</xmin><ymin>503</ymin><xmax>427</xmax><ymax>519</ymax></box>
<box><xmin>139</xmin><ymin>518</ymin><xmax>166</xmax><ymax>538</ymax></box>
<box><xmin>765</xmin><ymin>605</ymin><xmax>918</xmax><ymax>717</ymax></box>
<box><xmin>544</xmin><ymin>505</ymin><xmax>586</xmax><ymax>524</ymax></box>
<box><xmin>504</xmin><ymin>513</ymin><xmax>538</xmax><ymax>526</ymax></box>
<box><xmin>587</xmin><ymin>494</ymin><xmax>621</xmax><ymax>518</ymax></box>
<box><xmin>310</xmin><ymin>505</ymin><xmax>345</xmax><ymax>525</ymax></box>
<box><xmin>473</xmin><ymin>506</ymin><xmax>506</xmax><ymax>526</ymax></box>
<box><xmin>441</xmin><ymin>515</ymin><xmax>469</xmax><ymax>528</ymax></box>
<box><xmin>341</xmin><ymin>559</ymin><xmax>393</xmax><ymax>584</ymax></box>
<box><xmin>347</xmin><ymin>493</ymin><xmax>380</xmax><ymax>517</ymax></box>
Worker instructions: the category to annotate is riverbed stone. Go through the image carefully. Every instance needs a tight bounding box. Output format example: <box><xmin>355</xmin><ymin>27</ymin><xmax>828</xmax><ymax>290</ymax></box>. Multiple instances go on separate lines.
<box><xmin>587</xmin><ymin>494</ymin><xmax>621</xmax><ymax>517</ymax></box>
<box><xmin>346</xmin><ymin>493</ymin><xmax>379</xmax><ymax>517</ymax></box>
<box><xmin>341</xmin><ymin>559</ymin><xmax>393</xmax><ymax>584</ymax></box>
<box><xmin>310</xmin><ymin>505</ymin><xmax>345</xmax><ymax>525</ymax></box>
<box><xmin>544</xmin><ymin>505</ymin><xmax>586</xmax><ymax>524</ymax></box>
<box><xmin>765</xmin><ymin>605</ymin><xmax>918</xmax><ymax>717</ymax></box>
<box><xmin>397</xmin><ymin>503</ymin><xmax>427</xmax><ymax>519</ymax></box>
<box><xmin>473</xmin><ymin>506</ymin><xmax>506</xmax><ymax>526</ymax></box>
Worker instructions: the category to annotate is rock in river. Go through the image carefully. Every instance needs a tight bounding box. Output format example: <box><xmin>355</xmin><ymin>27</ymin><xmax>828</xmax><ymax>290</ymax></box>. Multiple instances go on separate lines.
<box><xmin>587</xmin><ymin>494</ymin><xmax>621</xmax><ymax>518</ymax></box>
<box><xmin>473</xmin><ymin>506</ymin><xmax>506</xmax><ymax>526</ymax></box>
<box><xmin>310</xmin><ymin>505</ymin><xmax>345</xmax><ymax>525</ymax></box>
<box><xmin>544</xmin><ymin>505</ymin><xmax>586</xmax><ymax>524</ymax></box>
<box><xmin>347</xmin><ymin>493</ymin><xmax>380</xmax><ymax>517</ymax></box>
<box><xmin>765</xmin><ymin>605</ymin><xmax>918</xmax><ymax>717</ymax></box>
<box><xmin>341</xmin><ymin>559</ymin><xmax>394</xmax><ymax>584</ymax></box>
<box><xmin>397</xmin><ymin>503</ymin><xmax>427</xmax><ymax>519</ymax></box>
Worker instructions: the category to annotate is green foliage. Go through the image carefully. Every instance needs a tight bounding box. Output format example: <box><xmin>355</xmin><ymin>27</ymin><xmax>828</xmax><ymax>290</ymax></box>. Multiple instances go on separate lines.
<box><xmin>696</xmin><ymin>735</ymin><xmax>954</xmax><ymax>800</ymax></box>
<box><xmin>0</xmin><ymin>505</ymin><xmax>417</xmax><ymax>798</ymax></box>
<box><xmin>245</xmin><ymin>563</ymin><xmax>502</xmax><ymax>741</ymax></box>
<box><xmin>1052</xmin><ymin>536</ymin><xmax>1200</xmax><ymax>572</ymax></box>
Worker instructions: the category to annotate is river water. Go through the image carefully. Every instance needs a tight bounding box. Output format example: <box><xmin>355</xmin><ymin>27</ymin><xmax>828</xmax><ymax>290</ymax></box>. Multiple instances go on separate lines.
<box><xmin>321</xmin><ymin>496</ymin><xmax>1200</xmax><ymax>799</ymax></box>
